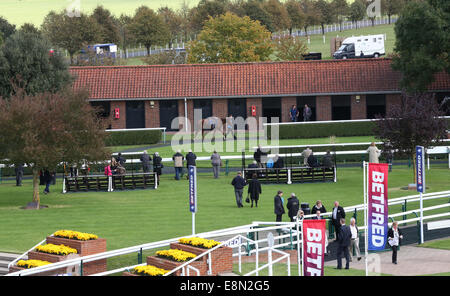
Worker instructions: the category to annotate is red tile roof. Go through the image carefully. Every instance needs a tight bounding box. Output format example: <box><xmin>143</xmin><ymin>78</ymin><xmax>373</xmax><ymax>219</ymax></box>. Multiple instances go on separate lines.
<box><xmin>70</xmin><ymin>59</ymin><xmax>450</xmax><ymax>100</ymax></box>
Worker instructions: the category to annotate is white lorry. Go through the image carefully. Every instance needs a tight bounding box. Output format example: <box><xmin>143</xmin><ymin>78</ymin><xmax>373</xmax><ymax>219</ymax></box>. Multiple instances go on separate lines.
<box><xmin>333</xmin><ymin>34</ymin><xmax>385</xmax><ymax>59</ymax></box>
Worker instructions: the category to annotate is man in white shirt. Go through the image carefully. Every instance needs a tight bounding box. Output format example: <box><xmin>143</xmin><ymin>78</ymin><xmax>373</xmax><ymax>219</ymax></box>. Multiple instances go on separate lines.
<box><xmin>349</xmin><ymin>217</ymin><xmax>362</xmax><ymax>261</ymax></box>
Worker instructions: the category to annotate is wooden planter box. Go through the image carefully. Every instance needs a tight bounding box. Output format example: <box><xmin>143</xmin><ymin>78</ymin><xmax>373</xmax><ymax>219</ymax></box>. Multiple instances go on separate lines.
<box><xmin>26</xmin><ymin>251</ymin><xmax>73</xmax><ymax>275</ymax></box>
<box><xmin>46</xmin><ymin>236</ymin><xmax>107</xmax><ymax>275</ymax></box>
<box><xmin>9</xmin><ymin>264</ymin><xmax>62</xmax><ymax>276</ymax></box>
<box><xmin>146</xmin><ymin>256</ymin><xmax>206</xmax><ymax>276</ymax></box>
<box><xmin>170</xmin><ymin>242</ymin><xmax>233</xmax><ymax>276</ymax></box>
<box><xmin>122</xmin><ymin>271</ymin><xmax>140</xmax><ymax>276</ymax></box>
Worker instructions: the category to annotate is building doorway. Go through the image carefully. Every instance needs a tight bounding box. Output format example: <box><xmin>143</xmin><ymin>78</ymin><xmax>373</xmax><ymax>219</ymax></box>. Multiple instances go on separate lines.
<box><xmin>297</xmin><ymin>96</ymin><xmax>316</xmax><ymax>121</ymax></box>
<box><xmin>126</xmin><ymin>101</ymin><xmax>145</xmax><ymax>128</ymax></box>
<box><xmin>366</xmin><ymin>94</ymin><xmax>386</xmax><ymax>119</ymax></box>
<box><xmin>332</xmin><ymin>95</ymin><xmax>351</xmax><ymax>120</ymax></box>
<box><xmin>262</xmin><ymin>97</ymin><xmax>281</xmax><ymax>123</ymax></box>
<box><xmin>159</xmin><ymin>100</ymin><xmax>179</xmax><ymax>130</ymax></box>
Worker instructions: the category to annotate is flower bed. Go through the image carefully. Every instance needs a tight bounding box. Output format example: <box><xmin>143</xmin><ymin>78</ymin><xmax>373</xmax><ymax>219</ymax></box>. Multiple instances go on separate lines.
<box><xmin>131</xmin><ymin>265</ymin><xmax>169</xmax><ymax>276</ymax></box>
<box><xmin>53</xmin><ymin>230</ymin><xmax>98</xmax><ymax>241</ymax></box>
<box><xmin>146</xmin><ymin>255</ymin><xmax>206</xmax><ymax>276</ymax></box>
<box><xmin>16</xmin><ymin>259</ymin><xmax>51</xmax><ymax>269</ymax></box>
<box><xmin>35</xmin><ymin>244</ymin><xmax>78</xmax><ymax>256</ymax></box>
<box><xmin>155</xmin><ymin>249</ymin><xmax>197</xmax><ymax>262</ymax></box>
<box><xmin>178</xmin><ymin>237</ymin><xmax>221</xmax><ymax>249</ymax></box>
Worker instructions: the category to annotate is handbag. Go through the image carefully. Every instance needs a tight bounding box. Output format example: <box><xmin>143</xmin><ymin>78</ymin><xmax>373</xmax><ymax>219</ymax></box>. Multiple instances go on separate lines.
<box><xmin>245</xmin><ymin>193</ymin><xmax>250</xmax><ymax>203</ymax></box>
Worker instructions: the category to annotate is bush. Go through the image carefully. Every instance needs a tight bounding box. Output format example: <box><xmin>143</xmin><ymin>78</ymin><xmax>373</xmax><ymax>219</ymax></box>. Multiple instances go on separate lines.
<box><xmin>267</xmin><ymin>121</ymin><xmax>377</xmax><ymax>139</ymax></box>
<box><xmin>105</xmin><ymin>130</ymin><xmax>162</xmax><ymax>146</ymax></box>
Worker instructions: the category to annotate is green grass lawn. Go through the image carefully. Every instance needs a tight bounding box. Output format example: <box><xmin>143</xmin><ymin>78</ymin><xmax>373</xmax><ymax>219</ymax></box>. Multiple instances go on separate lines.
<box><xmin>418</xmin><ymin>239</ymin><xmax>450</xmax><ymax>251</ymax></box>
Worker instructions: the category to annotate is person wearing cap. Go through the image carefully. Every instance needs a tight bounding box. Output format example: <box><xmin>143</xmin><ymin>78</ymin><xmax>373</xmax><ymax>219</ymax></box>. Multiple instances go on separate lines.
<box><xmin>231</xmin><ymin>171</ymin><xmax>247</xmax><ymax>208</ymax></box>
<box><xmin>274</xmin><ymin>190</ymin><xmax>285</xmax><ymax>222</ymax></box>
<box><xmin>286</xmin><ymin>193</ymin><xmax>300</xmax><ymax>222</ymax></box>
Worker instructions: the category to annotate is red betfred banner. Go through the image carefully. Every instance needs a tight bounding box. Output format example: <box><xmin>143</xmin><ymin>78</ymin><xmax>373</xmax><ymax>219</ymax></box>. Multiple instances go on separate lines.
<box><xmin>302</xmin><ymin>219</ymin><xmax>326</xmax><ymax>276</ymax></box>
<box><xmin>368</xmin><ymin>163</ymin><xmax>389</xmax><ymax>251</ymax></box>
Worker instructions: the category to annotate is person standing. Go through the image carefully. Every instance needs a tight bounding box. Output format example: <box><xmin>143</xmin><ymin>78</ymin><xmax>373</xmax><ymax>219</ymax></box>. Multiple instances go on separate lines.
<box><xmin>336</xmin><ymin>218</ymin><xmax>351</xmax><ymax>269</ymax></box>
<box><xmin>311</xmin><ymin>200</ymin><xmax>327</xmax><ymax>215</ymax></box>
<box><xmin>247</xmin><ymin>173</ymin><xmax>261</xmax><ymax>208</ymax></box>
<box><xmin>286</xmin><ymin>193</ymin><xmax>300</xmax><ymax>222</ymax></box>
<box><xmin>185</xmin><ymin>150</ymin><xmax>197</xmax><ymax>179</ymax></box>
<box><xmin>116</xmin><ymin>153</ymin><xmax>126</xmax><ymax>166</ymax></box>
<box><xmin>289</xmin><ymin>105</ymin><xmax>299</xmax><ymax>122</ymax></box>
<box><xmin>43</xmin><ymin>169</ymin><xmax>52</xmax><ymax>194</ymax></box>
<box><xmin>231</xmin><ymin>171</ymin><xmax>246</xmax><ymax>208</ymax></box>
<box><xmin>253</xmin><ymin>145</ymin><xmax>267</xmax><ymax>168</ymax></box>
<box><xmin>301</xmin><ymin>147</ymin><xmax>312</xmax><ymax>166</ymax></box>
<box><xmin>172</xmin><ymin>150</ymin><xmax>184</xmax><ymax>180</ymax></box>
<box><xmin>367</xmin><ymin>142</ymin><xmax>381</xmax><ymax>163</ymax></box>
<box><xmin>331</xmin><ymin>201</ymin><xmax>346</xmax><ymax>239</ymax></box>
<box><xmin>388</xmin><ymin>221</ymin><xmax>403</xmax><ymax>264</ymax></box>
<box><xmin>322</xmin><ymin>150</ymin><xmax>333</xmax><ymax>168</ymax></box>
<box><xmin>349</xmin><ymin>217</ymin><xmax>362</xmax><ymax>262</ymax></box>
<box><xmin>140</xmin><ymin>151</ymin><xmax>152</xmax><ymax>173</ymax></box>
<box><xmin>211</xmin><ymin>150</ymin><xmax>222</xmax><ymax>179</ymax></box>
<box><xmin>153</xmin><ymin>152</ymin><xmax>162</xmax><ymax>185</ymax></box>
<box><xmin>274</xmin><ymin>190</ymin><xmax>285</xmax><ymax>222</ymax></box>
<box><xmin>15</xmin><ymin>163</ymin><xmax>24</xmax><ymax>186</ymax></box>
<box><xmin>307</xmin><ymin>152</ymin><xmax>319</xmax><ymax>167</ymax></box>
<box><xmin>303</xmin><ymin>104</ymin><xmax>312</xmax><ymax>122</ymax></box>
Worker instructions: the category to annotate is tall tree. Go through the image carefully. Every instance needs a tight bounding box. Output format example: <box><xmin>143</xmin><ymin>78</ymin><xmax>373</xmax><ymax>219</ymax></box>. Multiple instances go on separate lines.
<box><xmin>91</xmin><ymin>6</ymin><xmax>120</xmax><ymax>44</ymax></box>
<box><xmin>0</xmin><ymin>87</ymin><xmax>110</xmax><ymax>209</ymax></box>
<box><xmin>391</xmin><ymin>0</ymin><xmax>449</xmax><ymax>93</ymax></box>
<box><xmin>0</xmin><ymin>16</ymin><xmax>16</xmax><ymax>40</ymax></box>
<box><xmin>381</xmin><ymin>0</ymin><xmax>405</xmax><ymax>24</ymax></box>
<box><xmin>331</xmin><ymin>0</ymin><xmax>349</xmax><ymax>31</ymax></box>
<box><xmin>41</xmin><ymin>11</ymin><xmax>102</xmax><ymax>64</ymax></box>
<box><xmin>116</xmin><ymin>14</ymin><xmax>135</xmax><ymax>53</ymax></box>
<box><xmin>348</xmin><ymin>0</ymin><xmax>366</xmax><ymax>29</ymax></box>
<box><xmin>263</xmin><ymin>0</ymin><xmax>292</xmax><ymax>33</ymax></box>
<box><xmin>315</xmin><ymin>0</ymin><xmax>336</xmax><ymax>35</ymax></box>
<box><xmin>0</xmin><ymin>31</ymin><xmax>72</xmax><ymax>98</ymax></box>
<box><xmin>158</xmin><ymin>6</ymin><xmax>183</xmax><ymax>47</ymax></box>
<box><xmin>242</xmin><ymin>0</ymin><xmax>275</xmax><ymax>32</ymax></box>
<box><xmin>285</xmin><ymin>0</ymin><xmax>306</xmax><ymax>35</ymax></box>
<box><xmin>373</xmin><ymin>93</ymin><xmax>447</xmax><ymax>182</ymax></box>
<box><xmin>189</xmin><ymin>0</ymin><xmax>229</xmax><ymax>33</ymax></box>
<box><xmin>187</xmin><ymin>12</ymin><xmax>274</xmax><ymax>63</ymax></box>
<box><xmin>129</xmin><ymin>6</ymin><xmax>170</xmax><ymax>55</ymax></box>
<box><xmin>300</xmin><ymin>0</ymin><xmax>320</xmax><ymax>36</ymax></box>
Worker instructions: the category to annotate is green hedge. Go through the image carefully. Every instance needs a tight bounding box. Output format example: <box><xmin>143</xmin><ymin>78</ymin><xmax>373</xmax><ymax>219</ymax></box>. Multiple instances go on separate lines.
<box><xmin>105</xmin><ymin>130</ymin><xmax>162</xmax><ymax>146</ymax></box>
<box><xmin>267</xmin><ymin>118</ymin><xmax>450</xmax><ymax>139</ymax></box>
<box><xmin>267</xmin><ymin>121</ymin><xmax>376</xmax><ymax>139</ymax></box>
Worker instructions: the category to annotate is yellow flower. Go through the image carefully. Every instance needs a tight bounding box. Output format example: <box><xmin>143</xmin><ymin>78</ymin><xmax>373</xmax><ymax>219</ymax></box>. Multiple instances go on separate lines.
<box><xmin>156</xmin><ymin>249</ymin><xmax>196</xmax><ymax>262</ymax></box>
<box><xmin>17</xmin><ymin>259</ymin><xmax>51</xmax><ymax>269</ymax></box>
<box><xmin>179</xmin><ymin>237</ymin><xmax>220</xmax><ymax>249</ymax></box>
<box><xmin>53</xmin><ymin>230</ymin><xmax>98</xmax><ymax>241</ymax></box>
<box><xmin>133</xmin><ymin>265</ymin><xmax>169</xmax><ymax>276</ymax></box>
<box><xmin>35</xmin><ymin>244</ymin><xmax>78</xmax><ymax>256</ymax></box>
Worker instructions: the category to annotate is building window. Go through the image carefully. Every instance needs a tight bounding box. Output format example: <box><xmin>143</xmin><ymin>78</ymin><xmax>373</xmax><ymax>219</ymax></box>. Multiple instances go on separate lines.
<box><xmin>332</xmin><ymin>95</ymin><xmax>351</xmax><ymax>120</ymax></box>
<box><xmin>366</xmin><ymin>94</ymin><xmax>386</xmax><ymax>119</ymax></box>
<box><xmin>90</xmin><ymin>101</ymin><xmax>110</xmax><ymax>118</ymax></box>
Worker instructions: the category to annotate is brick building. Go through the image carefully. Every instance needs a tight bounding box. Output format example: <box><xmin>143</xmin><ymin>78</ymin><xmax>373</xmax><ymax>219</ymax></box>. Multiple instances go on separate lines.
<box><xmin>70</xmin><ymin>58</ymin><xmax>450</xmax><ymax>130</ymax></box>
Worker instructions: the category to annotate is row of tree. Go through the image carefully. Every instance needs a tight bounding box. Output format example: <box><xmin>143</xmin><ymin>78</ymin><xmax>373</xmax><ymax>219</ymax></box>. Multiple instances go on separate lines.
<box><xmin>0</xmin><ymin>0</ymin><xmax>408</xmax><ymax>64</ymax></box>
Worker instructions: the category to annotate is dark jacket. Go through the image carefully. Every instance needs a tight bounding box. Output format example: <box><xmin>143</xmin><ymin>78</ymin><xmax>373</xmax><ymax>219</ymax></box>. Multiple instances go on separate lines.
<box><xmin>247</xmin><ymin>178</ymin><xmax>262</xmax><ymax>200</ymax></box>
<box><xmin>307</xmin><ymin>154</ymin><xmax>318</xmax><ymax>167</ymax></box>
<box><xmin>186</xmin><ymin>152</ymin><xmax>197</xmax><ymax>166</ymax></box>
<box><xmin>231</xmin><ymin>175</ymin><xmax>246</xmax><ymax>190</ymax></box>
<box><xmin>140</xmin><ymin>153</ymin><xmax>151</xmax><ymax>165</ymax></box>
<box><xmin>387</xmin><ymin>227</ymin><xmax>403</xmax><ymax>246</ymax></box>
<box><xmin>43</xmin><ymin>170</ymin><xmax>52</xmax><ymax>183</ymax></box>
<box><xmin>322</xmin><ymin>153</ymin><xmax>333</xmax><ymax>168</ymax></box>
<box><xmin>274</xmin><ymin>157</ymin><xmax>284</xmax><ymax>168</ymax></box>
<box><xmin>338</xmin><ymin>224</ymin><xmax>352</xmax><ymax>247</ymax></box>
<box><xmin>274</xmin><ymin>194</ymin><xmax>285</xmax><ymax>215</ymax></box>
<box><xmin>287</xmin><ymin>196</ymin><xmax>300</xmax><ymax>219</ymax></box>
<box><xmin>116</xmin><ymin>155</ymin><xmax>126</xmax><ymax>166</ymax></box>
<box><xmin>311</xmin><ymin>205</ymin><xmax>327</xmax><ymax>214</ymax></box>
<box><xmin>253</xmin><ymin>148</ymin><xmax>267</xmax><ymax>163</ymax></box>
<box><xmin>248</xmin><ymin>163</ymin><xmax>258</xmax><ymax>169</ymax></box>
<box><xmin>331</xmin><ymin>206</ymin><xmax>346</xmax><ymax>224</ymax></box>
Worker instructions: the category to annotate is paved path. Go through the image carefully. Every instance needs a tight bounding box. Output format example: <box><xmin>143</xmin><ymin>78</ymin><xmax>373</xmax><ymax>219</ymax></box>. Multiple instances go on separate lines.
<box><xmin>324</xmin><ymin>244</ymin><xmax>450</xmax><ymax>276</ymax></box>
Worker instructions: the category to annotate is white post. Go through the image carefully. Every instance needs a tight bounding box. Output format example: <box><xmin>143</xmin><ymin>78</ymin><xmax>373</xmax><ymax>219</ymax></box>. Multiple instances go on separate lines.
<box><xmin>300</xmin><ymin>218</ymin><xmax>304</xmax><ymax>276</ymax></box>
<box><xmin>268</xmin><ymin>248</ymin><xmax>273</xmax><ymax>276</ymax></box>
<box><xmin>296</xmin><ymin>216</ymin><xmax>301</xmax><ymax>276</ymax></box>
<box><xmin>363</xmin><ymin>161</ymin><xmax>369</xmax><ymax>276</ymax></box>
<box><xmin>192</xmin><ymin>212</ymin><xmax>195</xmax><ymax>236</ymax></box>
<box><xmin>62</xmin><ymin>177</ymin><xmax>66</xmax><ymax>194</ymax></box>
<box><xmin>287</xmin><ymin>169</ymin><xmax>292</xmax><ymax>184</ymax></box>
<box><xmin>420</xmin><ymin>191</ymin><xmax>424</xmax><ymax>244</ymax></box>
<box><xmin>427</xmin><ymin>155</ymin><xmax>430</xmax><ymax>170</ymax></box>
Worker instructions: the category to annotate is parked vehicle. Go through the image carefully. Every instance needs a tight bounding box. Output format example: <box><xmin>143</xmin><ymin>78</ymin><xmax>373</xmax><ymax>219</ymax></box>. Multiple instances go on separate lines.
<box><xmin>333</xmin><ymin>34</ymin><xmax>385</xmax><ymax>59</ymax></box>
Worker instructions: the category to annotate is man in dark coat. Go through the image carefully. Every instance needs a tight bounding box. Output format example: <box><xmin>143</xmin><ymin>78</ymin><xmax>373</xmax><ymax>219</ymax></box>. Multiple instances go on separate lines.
<box><xmin>15</xmin><ymin>163</ymin><xmax>24</xmax><ymax>186</ymax></box>
<box><xmin>247</xmin><ymin>173</ymin><xmax>261</xmax><ymax>208</ymax></box>
<box><xmin>322</xmin><ymin>150</ymin><xmax>333</xmax><ymax>168</ymax></box>
<box><xmin>140</xmin><ymin>151</ymin><xmax>152</xmax><ymax>173</ymax></box>
<box><xmin>273</xmin><ymin>155</ymin><xmax>284</xmax><ymax>169</ymax></box>
<box><xmin>152</xmin><ymin>152</ymin><xmax>162</xmax><ymax>185</ymax></box>
<box><xmin>336</xmin><ymin>218</ymin><xmax>352</xmax><ymax>269</ymax></box>
<box><xmin>307</xmin><ymin>152</ymin><xmax>319</xmax><ymax>167</ymax></box>
<box><xmin>274</xmin><ymin>190</ymin><xmax>285</xmax><ymax>222</ymax></box>
<box><xmin>185</xmin><ymin>150</ymin><xmax>197</xmax><ymax>179</ymax></box>
<box><xmin>331</xmin><ymin>201</ymin><xmax>346</xmax><ymax>239</ymax></box>
<box><xmin>116</xmin><ymin>153</ymin><xmax>126</xmax><ymax>166</ymax></box>
<box><xmin>231</xmin><ymin>171</ymin><xmax>247</xmax><ymax>208</ymax></box>
<box><xmin>43</xmin><ymin>170</ymin><xmax>52</xmax><ymax>194</ymax></box>
<box><xmin>253</xmin><ymin>145</ymin><xmax>267</xmax><ymax>168</ymax></box>
<box><xmin>286</xmin><ymin>193</ymin><xmax>300</xmax><ymax>222</ymax></box>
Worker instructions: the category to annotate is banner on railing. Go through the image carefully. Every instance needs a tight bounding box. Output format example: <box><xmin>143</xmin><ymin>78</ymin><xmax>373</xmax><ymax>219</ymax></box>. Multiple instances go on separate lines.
<box><xmin>416</xmin><ymin>146</ymin><xmax>425</xmax><ymax>193</ymax></box>
<box><xmin>302</xmin><ymin>219</ymin><xmax>326</xmax><ymax>276</ymax></box>
<box><xmin>367</xmin><ymin>163</ymin><xmax>389</xmax><ymax>251</ymax></box>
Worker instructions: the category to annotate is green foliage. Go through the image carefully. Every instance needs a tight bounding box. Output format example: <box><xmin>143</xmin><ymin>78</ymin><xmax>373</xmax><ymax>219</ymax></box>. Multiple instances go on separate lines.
<box><xmin>91</xmin><ymin>5</ymin><xmax>121</xmax><ymax>44</ymax></box>
<box><xmin>129</xmin><ymin>6</ymin><xmax>171</xmax><ymax>55</ymax></box>
<box><xmin>348</xmin><ymin>0</ymin><xmax>366</xmax><ymax>26</ymax></box>
<box><xmin>392</xmin><ymin>0</ymin><xmax>449</xmax><ymax>93</ymax></box>
<box><xmin>142</xmin><ymin>49</ymin><xmax>187</xmax><ymax>65</ymax></box>
<box><xmin>104</xmin><ymin>130</ymin><xmax>162</xmax><ymax>146</ymax></box>
<box><xmin>273</xmin><ymin>35</ymin><xmax>308</xmax><ymax>61</ymax></box>
<box><xmin>187</xmin><ymin>12</ymin><xmax>274</xmax><ymax>63</ymax></box>
<box><xmin>0</xmin><ymin>31</ymin><xmax>72</xmax><ymax>97</ymax></box>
